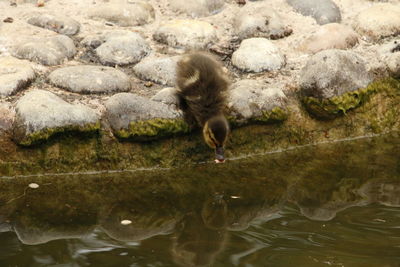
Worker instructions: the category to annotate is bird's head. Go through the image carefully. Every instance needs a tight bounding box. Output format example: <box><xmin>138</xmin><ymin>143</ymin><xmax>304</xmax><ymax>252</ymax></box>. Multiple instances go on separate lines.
<box><xmin>203</xmin><ymin>115</ymin><xmax>230</xmax><ymax>163</ymax></box>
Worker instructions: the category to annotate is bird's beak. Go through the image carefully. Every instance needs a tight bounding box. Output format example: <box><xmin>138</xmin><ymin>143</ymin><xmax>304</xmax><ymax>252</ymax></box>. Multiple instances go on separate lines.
<box><xmin>215</xmin><ymin>146</ymin><xmax>225</xmax><ymax>163</ymax></box>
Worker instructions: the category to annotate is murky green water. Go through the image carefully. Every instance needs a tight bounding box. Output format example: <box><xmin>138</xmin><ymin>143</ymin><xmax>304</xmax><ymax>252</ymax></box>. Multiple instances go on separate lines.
<box><xmin>0</xmin><ymin>133</ymin><xmax>399</xmax><ymax>267</ymax></box>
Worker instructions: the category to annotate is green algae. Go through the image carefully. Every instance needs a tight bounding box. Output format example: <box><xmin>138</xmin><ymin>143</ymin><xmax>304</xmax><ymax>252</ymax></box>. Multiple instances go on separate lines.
<box><xmin>256</xmin><ymin>107</ymin><xmax>289</xmax><ymax>123</ymax></box>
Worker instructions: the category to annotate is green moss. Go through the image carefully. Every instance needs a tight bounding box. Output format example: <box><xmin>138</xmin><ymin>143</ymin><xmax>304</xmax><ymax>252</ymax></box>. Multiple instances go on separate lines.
<box><xmin>255</xmin><ymin>107</ymin><xmax>289</xmax><ymax>123</ymax></box>
<box><xmin>19</xmin><ymin>121</ymin><xmax>101</xmax><ymax>146</ymax></box>
<box><xmin>115</xmin><ymin>118</ymin><xmax>191</xmax><ymax>140</ymax></box>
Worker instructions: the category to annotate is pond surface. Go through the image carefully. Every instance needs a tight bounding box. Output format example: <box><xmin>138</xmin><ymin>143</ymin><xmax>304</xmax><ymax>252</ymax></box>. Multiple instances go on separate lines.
<box><xmin>0</xmin><ymin>133</ymin><xmax>399</xmax><ymax>267</ymax></box>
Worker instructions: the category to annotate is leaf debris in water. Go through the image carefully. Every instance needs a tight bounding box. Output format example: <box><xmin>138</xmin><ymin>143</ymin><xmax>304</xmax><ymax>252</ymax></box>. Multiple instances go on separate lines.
<box><xmin>121</xmin><ymin>220</ymin><xmax>132</xmax><ymax>225</ymax></box>
<box><xmin>28</xmin><ymin>183</ymin><xmax>39</xmax><ymax>189</ymax></box>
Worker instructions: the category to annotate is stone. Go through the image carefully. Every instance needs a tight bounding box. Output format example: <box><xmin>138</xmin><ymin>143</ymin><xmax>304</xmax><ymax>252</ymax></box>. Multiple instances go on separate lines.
<box><xmin>300</xmin><ymin>49</ymin><xmax>373</xmax><ymax>99</ymax></box>
<box><xmin>353</xmin><ymin>4</ymin><xmax>400</xmax><ymax>41</ymax></box>
<box><xmin>0</xmin><ymin>103</ymin><xmax>15</xmax><ymax>132</ymax></box>
<box><xmin>231</xmin><ymin>38</ymin><xmax>285</xmax><ymax>72</ymax></box>
<box><xmin>151</xmin><ymin>87</ymin><xmax>179</xmax><ymax>106</ymax></box>
<box><xmin>378</xmin><ymin>40</ymin><xmax>400</xmax><ymax>78</ymax></box>
<box><xmin>82</xmin><ymin>31</ymin><xmax>150</xmax><ymax>66</ymax></box>
<box><xmin>153</xmin><ymin>20</ymin><xmax>217</xmax><ymax>50</ymax></box>
<box><xmin>286</xmin><ymin>0</ymin><xmax>341</xmax><ymax>25</ymax></box>
<box><xmin>169</xmin><ymin>0</ymin><xmax>225</xmax><ymax>18</ymax></box>
<box><xmin>0</xmin><ymin>56</ymin><xmax>35</xmax><ymax>96</ymax></box>
<box><xmin>233</xmin><ymin>2</ymin><xmax>292</xmax><ymax>40</ymax></box>
<box><xmin>88</xmin><ymin>1</ymin><xmax>155</xmax><ymax>27</ymax></box>
<box><xmin>133</xmin><ymin>55</ymin><xmax>180</xmax><ymax>86</ymax></box>
<box><xmin>27</xmin><ymin>13</ymin><xmax>80</xmax><ymax>36</ymax></box>
<box><xmin>13</xmin><ymin>90</ymin><xmax>100</xmax><ymax>146</ymax></box>
<box><xmin>13</xmin><ymin>35</ymin><xmax>76</xmax><ymax>66</ymax></box>
<box><xmin>104</xmin><ymin>93</ymin><xmax>190</xmax><ymax>139</ymax></box>
<box><xmin>300</xmin><ymin>23</ymin><xmax>359</xmax><ymax>54</ymax></box>
<box><xmin>48</xmin><ymin>65</ymin><xmax>131</xmax><ymax>94</ymax></box>
<box><xmin>227</xmin><ymin>79</ymin><xmax>288</xmax><ymax>124</ymax></box>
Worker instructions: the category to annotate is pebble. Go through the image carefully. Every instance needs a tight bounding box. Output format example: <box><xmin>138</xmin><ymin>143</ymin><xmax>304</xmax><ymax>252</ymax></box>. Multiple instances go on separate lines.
<box><xmin>48</xmin><ymin>65</ymin><xmax>131</xmax><ymax>94</ymax></box>
<box><xmin>286</xmin><ymin>0</ymin><xmax>341</xmax><ymax>25</ymax></box>
<box><xmin>82</xmin><ymin>31</ymin><xmax>151</xmax><ymax>66</ymax></box>
<box><xmin>151</xmin><ymin>87</ymin><xmax>179</xmax><ymax>106</ymax></box>
<box><xmin>169</xmin><ymin>0</ymin><xmax>225</xmax><ymax>17</ymax></box>
<box><xmin>231</xmin><ymin>38</ymin><xmax>285</xmax><ymax>72</ymax></box>
<box><xmin>27</xmin><ymin>13</ymin><xmax>80</xmax><ymax>36</ymax></box>
<box><xmin>0</xmin><ymin>56</ymin><xmax>36</xmax><ymax>96</ymax></box>
<box><xmin>13</xmin><ymin>35</ymin><xmax>76</xmax><ymax>66</ymax></box>
<box><xmin>0</xmin><ymin>103</ymin><xmax>15</xmax><ymax>132</ymax></box>
<box><xmin>378</xmin><ymin>40</ymin><xmax>400</xmax><ymax>78</ymax></box>
<box><xmin>299</xmin><ymin>49</ymin><xmax>373</xmax><ymax>99</ymax></box>
<box><xmin>353</xmin><ymin>3</ymin><xmax>400</xmax><ymax>41</ymax></box>
<box><xmin>133</xmin><ymin>55</ymin><xmax>180</xmax><ymax>86</ymax></box>
<box><xmin>153</xmin><ymin>19</ymin><xmax>217</xmax><ymax>50</ymax></box>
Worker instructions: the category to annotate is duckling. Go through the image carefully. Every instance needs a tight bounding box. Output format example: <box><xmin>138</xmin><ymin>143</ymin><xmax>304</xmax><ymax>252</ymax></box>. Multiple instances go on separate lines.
<box><xmin>176</xmin><ymin>52</ymin><xmax>230</xmax><ymax>163</ymax></box>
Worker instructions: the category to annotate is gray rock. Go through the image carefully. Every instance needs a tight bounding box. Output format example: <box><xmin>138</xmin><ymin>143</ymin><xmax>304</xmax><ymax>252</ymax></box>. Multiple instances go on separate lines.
<box><xmin>287</xmin><ymin>0</ymin><xmax>341</xmax><ymax>25</ymax></box>
<box><xmin>353</xmin><ymin>4</ymin><xmax>400</xmax><ymax>41</ymax></box>
<box><xmin>0</xmin><ymin>102</ymin><xmax>15</xmax><ymax>132</ymax></box>
<box><xmin>13</xmin><ymin>89</ymin><xmax>100</xmax><ymax>145</ymax></box>
<box><xmin>27</xmin><ymin>13</ymin><xmax>80</xmax><ymax>36</ymax></box>
<box><xmin>133</xmin><ymin>56</ymin><xmax>180</xmax><ymax>86</ymax></box>
<box><xmin>105</xmin><ymin>93</ymin><xmax>189</xmax><ymax>139</ymax></box>
<box><xmin>378</xmin><ymin>40</ymin><xmax>400</xmax><ymax>78</ymax></box>
<box><xmin>169</xmin><ymin>0</ymin><xmax>225</xmax><ymax>17</ymax></box>
<box><xmin>300</xmin><ymin>49</ymin><xmax>372</xmax><ymax>99</ymax></box>
<box><xmin>300</xmin><ymin>23</ymin><xmax>359</xmax><ymax>54</ymax></box>
<box><xmin>234</xmin><ymin>2</ymin><xmax>292</xmax><ymax>40</ymax></box>
<box><xmin>13</xmin><ymin>35</ymin><xmax>76</xmax><ymax>66</ymax></box>
<box><xmin>232</xmin><ymin>38</ymin><xmax>285</xmax><ymax>72</ymax></box>
<box><xmin>0</xmin><ymin>56</ymin><xmax>36</xmax><ymax>96</ymax></box>
<box><xmin>88</xmin><ymin>1</ymin><xmax>155</xmax><ymax>27</ymax></box>
<box><xmin>82</xmin><ymin>31</ymin><xmax>150</xmax><ymax>66</ymax></box>
<box><xmin>48</xmin><ymin>65</ymin><xmax>131</xmax><ymax>94</ymax></box>
<box><xmin>151</xmin><ymin>87</ymin><xmax>179</xmax><ymax>106</ymax></box>
<box><xmin>228</xmin><ymin>79</ymin><xmax>287</xmax><ymax>124</ymax></box>
<box><xmin>153</xmin><ymin>20</ymin><xmax>217</xmax><ymax>49</ymax></box>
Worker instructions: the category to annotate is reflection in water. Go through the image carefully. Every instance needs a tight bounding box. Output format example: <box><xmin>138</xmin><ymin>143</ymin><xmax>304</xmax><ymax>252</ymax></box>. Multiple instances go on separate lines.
<box><xmin>0</xmin><ymin>133</ymin><xmax>399</xmax><ymax>266</ymax></box>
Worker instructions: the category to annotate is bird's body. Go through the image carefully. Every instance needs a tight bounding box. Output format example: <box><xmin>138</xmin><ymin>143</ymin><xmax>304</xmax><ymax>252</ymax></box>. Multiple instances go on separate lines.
<box><xmin>176</xmin><ymin>52</ymin><xmax>230</xmax><ymax>162</ymax></box>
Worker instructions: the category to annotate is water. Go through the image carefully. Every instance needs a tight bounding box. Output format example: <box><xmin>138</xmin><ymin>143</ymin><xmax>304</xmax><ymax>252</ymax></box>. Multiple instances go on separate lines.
<box><xmin>0</xmin><ymin>133</ymin><xmax>399</xmax><ymax>267</ymax></box>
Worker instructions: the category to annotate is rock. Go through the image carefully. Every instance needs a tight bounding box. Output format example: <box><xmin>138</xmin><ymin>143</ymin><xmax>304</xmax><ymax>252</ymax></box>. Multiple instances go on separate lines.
<box><xmin>378</xmin><ymin>40</ymin><xmax>400</xmax><ymax>78</ymax></box>
<box><xmin>88</xmin><ymin>1</ymin><xmax>155</xmax><ymax>27</ymax></box>
<box><xmin>233</xmin><ymin>2</ymin><xmax>292</xmax><ymax>40</ymax></box>
<box><xmin>153</xmin><ymin>20</ymin><xmax>217</xmax><ymax>50</ymax></box>
<box><xmin>0</xmin><ymin>103</ymin><xmax>15</xmax><ymax>132</ymax></box>
<box><xmin>48</xmin><ymin>65</ymin><xmax>131</xmax><ymax>94</ymax></box>
<box><xmin>286</xmin><ymin>0</ymin><xmax>341</xmax><ymax>25</ymax></box>
<box><xmin>0</xmin><ymin>56</ymin><xmax>36</xmax><ymax>96</ymax></box>
<box><xmin>27</xmin><ymin>13</ymin><xmax>80</xmax><ymax>36</ymax></box>
<box><xmin>227</xmin><ymin>80</ymin><xmax>288</xmax><ymax>124</ymax></box>
<box><xmin>300</xmin><ymin>49</ymin><xmax>373</xmax><ymax>119</ymax></box>
<box><xmin>13</xmin><ymin>35</ymin><xmax>76</xmax><ymax>66</ymax></box>
<box><xmin>133</xmin><ymin>55</ymin><xmax>180</xmax><ymax>86</ymax></box>
<box><xmin>353</xmin><ymin>4</ymin><xmax>400</xmax><ymax>41</ymax></box>
<box><xmin>151</xmin><ymin>87</ymin><xmax>179</xmax><ymax>106</ymax></box>
<box><xmin>231</xmin><ymin>38</ymin><xmax>285</xmax><ymax>72</ymax></box>
<box><xmin>13</xmin><ymin>90</ymin><xmax>100</xmax><ymax>146</ymax></box>
<box><xmin>169</xmin><ymin>0</ymin><xmax>225</xmax><ymax>17</ymax></box>
<box><xmin>300</xmin><ymin>23</ymin><xmax>359</xmax><ymax>54</ymax></box>
<box><xmin>105</xmin><ymin>93</ymin><xmax>190</xmax><ymax>139</ymax></box>
<box><xmin>82</xmin><ymin>31</ymin><xmax>150</xmax><ymax>66</ymax></box>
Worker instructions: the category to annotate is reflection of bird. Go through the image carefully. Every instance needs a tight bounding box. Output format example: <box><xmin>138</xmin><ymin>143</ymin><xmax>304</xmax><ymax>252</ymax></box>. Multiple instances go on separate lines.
<box><xmin>176</xmin><ymin>52</ymin><xmax>230</xmax><ymax>162</ymax></box>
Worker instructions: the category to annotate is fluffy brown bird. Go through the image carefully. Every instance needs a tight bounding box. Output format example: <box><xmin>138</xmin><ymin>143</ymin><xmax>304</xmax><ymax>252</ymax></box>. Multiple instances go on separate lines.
<box><xmin>176</xmin><ymin>52</ymin><xmax>230</xmax><ymax>163</ymax></box>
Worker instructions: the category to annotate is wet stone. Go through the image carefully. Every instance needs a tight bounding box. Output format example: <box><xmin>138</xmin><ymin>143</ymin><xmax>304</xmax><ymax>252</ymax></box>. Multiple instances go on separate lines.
<box><xmin>378</xmin><ymin>40</ymin><xmax>400</xmax><ymax>78</ymax></box>
<box><xmin>0</xmin><ymin>56</ymin><xmax>36</xmax><ymax>96</ymax></box>
<box><xmin>48</xmin><ymin>65</ymin><xmax>131</xmax><ymax>94</ymax></box>
<box><xmin>353</xmin><ymin>4</ymin><xmax>400</xmax><ymax>41</ymax></box>
<box><xmin>13</xmin><ymin>89</ymin><xmax>100</xmax><ymax>146</ymax></box>
<box><xmin>169</xmin><ymin>0</ymin><xmax>225</xmax><ymax>18</ymax></box>
<box><xmin>13</xmin><ymin>35</ymin><xmax>76</xmax><ymax>66</ymax></box>
<box><xmin>133</xmin><ymin>55</ymin><xmax>180</xmax><ymax>86</ymax></box>
<box><xmin>82</xmin><ymin>31</ymin><xmax>151</xmax><ymax>66</ymax></box>
<box><xmin>104</xmin><ymin>93</ymin><xmax>189</xmax><ymax>139</ymax></box>
<box><xmin>232</xmin><ymin>38</ymin><xmax>285</xmax><ymax>72</ymax></box>
<box><xmin>300</xmin><ymin>23</ymin><xmax>359</xmax><ymax>54</ymax></box>
<box><xmin>27</xmin><ymin>13</ymin><xmax>80</xmax><ymax>36</ymax></box>
<box><xmin>88</xmin><ymin>1</ymin><xmax>155</xmax><ymax>27</ymax></box>
<box><xmin>153</xmin><ymin>20</ymin><xmax>217</xmax><ymax>50</ymax></box>
<box><xmin>300</xmin><ymin>49</ymin><xmax>372</xmax><ymax>99</ymax></box>
<box><xmin>233</xmin><ymin>2</ymin><xmax>292</xmax><ymax>40</ymax></box>
<box><xmin>228</xmin><ymin>79</ymin><xmax>288</xmax><ymax>124</ymax></box>
<box><xmin>151</xmin><ymin>87</ymin><xmax>179</xmax><ymax>106</ymax></box>
<box><xmin>287</xmin><ymin>0</ymin><xmax>341</xmax><ymax>25</ymax></box>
